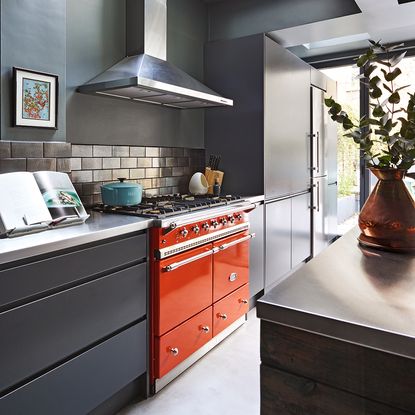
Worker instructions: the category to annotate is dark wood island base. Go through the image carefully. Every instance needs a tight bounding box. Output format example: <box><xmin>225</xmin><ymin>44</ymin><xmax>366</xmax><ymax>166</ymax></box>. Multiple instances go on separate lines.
<box><xmin>257</xmin><ymin>228</ymin><xmax>415</xmax><ymax>415</ymax></box>
<box><xmin>260</xmin><ymin>321</ymin><xmax>415</xmax><ymax>415</ymax></box>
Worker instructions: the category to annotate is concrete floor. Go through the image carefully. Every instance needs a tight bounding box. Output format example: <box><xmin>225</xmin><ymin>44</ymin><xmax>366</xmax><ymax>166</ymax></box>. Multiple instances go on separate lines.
<box><xmin>119</xmin><ymin>308</ymin><xmax>260</xmax><ymax>415</ymax></box>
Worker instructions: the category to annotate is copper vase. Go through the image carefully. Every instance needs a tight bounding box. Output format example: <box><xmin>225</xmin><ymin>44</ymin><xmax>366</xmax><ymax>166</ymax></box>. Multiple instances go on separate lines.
<box><xmin>358</xmin><ymin>168</ymin><xmax>415</xmax><ymax>252</ymax></box>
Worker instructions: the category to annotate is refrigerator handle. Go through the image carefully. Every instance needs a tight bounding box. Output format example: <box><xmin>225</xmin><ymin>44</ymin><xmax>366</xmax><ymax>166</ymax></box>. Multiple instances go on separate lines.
<box><xmin>316</xmin><ymin>131</ymin><xmax>320</xmax><ymax>174</ymax></box>
<box><xmin>308</xmin><ymin>133</ymin><xmax>317</xmax><ymax>172</ymax></box>
<box><xmin>316</xmin><ymin>180</ymin><xmax>320</xmax><ymax>212</ymax></box>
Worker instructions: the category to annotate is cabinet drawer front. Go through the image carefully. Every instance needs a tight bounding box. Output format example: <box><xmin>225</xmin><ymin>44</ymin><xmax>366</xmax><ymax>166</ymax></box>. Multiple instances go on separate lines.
<box><xmin>0</xmin><ymin>263</ymin><xmax>146</xmax><ymax>393</ymax></box>
<box><xmin>213</xmin><ymin>284</ymin><xmax>249</xmax><ymax>337</ymax></box>
<box><xmin>155</xmin><ymin>307</ymin><xmax>212</xmax><ymax>379</ymax></box>
<box><xmin>0</xmin><ymin>233</ymin><xmax>146</xmax><ymax>310</ymax></box>
<box><xmin>0</xmin><ymin>322</ymin><xmax>146</xmax><ymax>415</ymax></box>
<box><xmin>155</xmin><ymin>245</ymin><xmax>213</xmax><ymax>336</ymax></box>
<box><xmin>213</xmin><ymin>232</ymin><xmax>249</xmax><ymax>302</ymax></box>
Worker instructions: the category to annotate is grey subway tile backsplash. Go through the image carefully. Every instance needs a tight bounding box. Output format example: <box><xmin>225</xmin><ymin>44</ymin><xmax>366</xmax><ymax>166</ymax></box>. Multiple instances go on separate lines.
<box><xmin>27</xmin><ymin>158</ymin><xmax>57</xmax><ymax>172</ymax></box>
<box><xmin>82</xmin><ymin>158</ymin><xmax>102</xmax><ymax>170</ymax></box>
<box><xmin>130</xmin><ymin>146</ymin><xmax>145</xmax><ymax>157</ymax></box>
<box><xmin>93</xmin><ymin>145</ymin><xmax>112</xmax><ymax>157</ymax></box>
<box><xmin>0</xmin><ymin>158</ymin><xmax>26</xmax><ymax>173</ymax></box>
<box><xmin>44</xmin><ymin>142</ymin><xmax>71</xmax><ymax>158</ymax></box>
<box><xmin>102</xmin><ymin>157</ymin><xmax>121</xmax><ymax>169</ymax></box>
<box><xmin>0</xmin><ymin>141</ymin><xmax>205</xmax><ymax>203</ymax></box>
<box><xmin>72</xmin><ymin>144</ymin><xmax>92</xmax><ymax>157</ymax></box>
<box><xmin>12</xmin><ymin>142</ymin><xmax>43</xmax><ymax>158</ymax></box>
<box><xmin>145</xmin><ymin>147</ymin><xmax>159</xmax><ymax>157</ymax></box>
<box><xmin>112</xmin><ymin>146</ymin><xmax>129</xmax><ymax>157</ymax></box>
<box><xmin>0</xmin><ymin>142</ymin><xmax>11</xmax><ymax>158</ymax></box>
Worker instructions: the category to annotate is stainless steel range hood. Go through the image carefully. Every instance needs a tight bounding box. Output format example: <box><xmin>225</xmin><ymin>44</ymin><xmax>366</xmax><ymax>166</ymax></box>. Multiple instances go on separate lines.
<box><xmin>77</xmin><ymin>0</ymin><xmax>233</xmax><ymax>109</ymax></box>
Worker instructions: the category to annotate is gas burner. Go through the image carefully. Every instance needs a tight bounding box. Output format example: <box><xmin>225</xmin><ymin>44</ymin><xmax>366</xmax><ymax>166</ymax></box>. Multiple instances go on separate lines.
<box><xmin>91</xmin><ymin>194</ymin><xmax>243</xmax><ymax>219</ymax></box>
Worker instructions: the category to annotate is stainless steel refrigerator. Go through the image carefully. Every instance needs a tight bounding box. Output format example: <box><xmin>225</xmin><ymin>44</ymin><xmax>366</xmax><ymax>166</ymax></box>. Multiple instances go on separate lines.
<box><xmin>311</xmin><ymin>78</ymin><xmax>338</xmax><ymax>257</ymax></box>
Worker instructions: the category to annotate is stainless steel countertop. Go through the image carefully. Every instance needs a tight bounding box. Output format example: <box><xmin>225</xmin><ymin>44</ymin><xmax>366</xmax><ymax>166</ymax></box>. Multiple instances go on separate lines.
<box><xmin>257</xmin><ymin>227</ymin><xmax>415</xmax><ymax>359</ymax></box>
<box><xmin>0</xmin><ymin>212</ymin><xmax>153</xmax><ymax>266</ymax></box>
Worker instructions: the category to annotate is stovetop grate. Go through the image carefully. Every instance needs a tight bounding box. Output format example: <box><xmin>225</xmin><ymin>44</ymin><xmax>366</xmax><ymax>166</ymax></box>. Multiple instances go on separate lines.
<box><xmin>91</xmin><ymin>194</ymin><xmax>242</xmax><ymax>218</ymax></box>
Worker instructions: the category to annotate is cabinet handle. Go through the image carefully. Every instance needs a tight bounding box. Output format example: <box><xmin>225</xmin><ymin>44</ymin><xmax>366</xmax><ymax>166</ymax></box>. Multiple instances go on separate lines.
<box><xmin>217</xmin><ymin>233</ymin><xmax>256</xmax><ymax>252</ymax></box>
<box><xmin>164</xmin><ymin>249</ymin><xmax>213</xmax><ymax>272</ymax></box>
<box><xmin>200</xmin><ymin>325</ymin><xmax>210</xmax><ymax>333</ymax></box>
<box><xmin>239</xmin><ymin>298</ymin><xmax>248</xmax><ymax>304</ymax></box>
<box><xmin>169</xmin><ymin>347</ymin><xmax>179</xmax><ymax>356</ymax></box>
<box><xmin>218</xmin><ymin>313</ymin><xmax>228</xmax><ymax>320</ymax></box>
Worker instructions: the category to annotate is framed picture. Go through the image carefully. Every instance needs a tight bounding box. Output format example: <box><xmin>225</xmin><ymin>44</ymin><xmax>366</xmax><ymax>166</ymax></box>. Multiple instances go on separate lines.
<box><xmin>13</xmin><ymin>67</ymin><xmax>58</xmax><ymax>129</ymax></box>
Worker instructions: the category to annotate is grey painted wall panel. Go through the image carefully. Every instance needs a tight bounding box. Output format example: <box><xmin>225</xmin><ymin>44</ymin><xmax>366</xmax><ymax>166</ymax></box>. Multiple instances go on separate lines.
<box><xmin>66</xmin><ymin>0</ymin><xmax>206</xmax><ymax>148</ymax></box>
<box><xmin>1</xmin><ymin>0</ymin><xmax>66</xmax><ymax>141</ymax></box>
<box><xmin>207</xmin><ymin>0</ymin><xmax>361</xmax><ymax>41</ymax></box>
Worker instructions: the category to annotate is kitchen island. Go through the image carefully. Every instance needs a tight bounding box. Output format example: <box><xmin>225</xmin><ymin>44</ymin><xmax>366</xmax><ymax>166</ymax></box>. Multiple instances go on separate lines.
<box><xmin>257</xmin><ymin>228</ymin><xmax>415</xmax><ymax>414</ymax></box>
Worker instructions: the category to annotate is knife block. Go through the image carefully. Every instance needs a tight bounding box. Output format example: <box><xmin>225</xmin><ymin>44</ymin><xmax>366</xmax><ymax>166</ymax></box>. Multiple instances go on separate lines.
<box><xmin>205</xmin><ymin>167</ymin><xmax>224</xmax><ymax>194</ymax></box>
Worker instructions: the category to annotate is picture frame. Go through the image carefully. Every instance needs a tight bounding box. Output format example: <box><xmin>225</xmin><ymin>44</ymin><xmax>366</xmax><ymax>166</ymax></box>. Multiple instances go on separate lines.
<box><xmin>13</xmin><ymin>67</ymin><xmax>58</xmax><ymax>129</ymax></box>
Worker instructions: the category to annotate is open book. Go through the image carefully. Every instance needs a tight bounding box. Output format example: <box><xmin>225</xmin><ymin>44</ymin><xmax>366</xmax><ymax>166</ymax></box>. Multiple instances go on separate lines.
<box><xmin>0</xmin><ymin>171</ymin><xmax>89</xmax><ymax>238</ymax></box>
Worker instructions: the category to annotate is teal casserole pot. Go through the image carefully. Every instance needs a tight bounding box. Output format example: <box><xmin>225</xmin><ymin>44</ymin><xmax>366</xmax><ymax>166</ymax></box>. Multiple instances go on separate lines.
<box><xmin>101</xmin><ymin>178</ymin><xmax>142</xmax><ymax>206</ymax></box>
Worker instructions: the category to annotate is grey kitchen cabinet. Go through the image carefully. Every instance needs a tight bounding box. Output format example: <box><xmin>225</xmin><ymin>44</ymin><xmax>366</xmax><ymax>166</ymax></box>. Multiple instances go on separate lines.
<box><xmin>265</xmin><ymin>198</ymin><xmax>292</xmax><ymax>290</ymax></box>
<box><xmin>0</xmin><ymin>231</ymin><xmax>148</xmax><ymax>414</ymax></box>
<box><xmin>0</xmin><ymin>322</ymin><xmax>146</xmax><ymax>415</ymax></box>
<box><xmin>249</xmin><ymin>203</ymin><xmax>265</xmax><ymax>298</ymax></box>
<box><xmin>265</xmin><ymin>192</ymin><xmax>311</xmax><ymax>291</ymax></box>
<box><xmin>291</xmin><ymin>192</ymin><xmax>311</xmax><ymax>268</ymax></box>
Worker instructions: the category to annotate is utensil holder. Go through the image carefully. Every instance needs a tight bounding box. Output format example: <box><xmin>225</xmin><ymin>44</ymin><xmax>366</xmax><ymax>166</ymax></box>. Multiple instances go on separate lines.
<box><xmin>205</xmin><ymin>167</ymin><xmax>224</xmax><ymax>194</ymax></box>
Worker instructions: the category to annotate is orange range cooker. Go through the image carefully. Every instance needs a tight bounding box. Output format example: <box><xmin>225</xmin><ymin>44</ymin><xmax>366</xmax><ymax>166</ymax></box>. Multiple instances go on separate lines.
<box><xmin>149</xmin><ymin>201</ymin><xmax>255</xmax><ymax>393</ymax></box>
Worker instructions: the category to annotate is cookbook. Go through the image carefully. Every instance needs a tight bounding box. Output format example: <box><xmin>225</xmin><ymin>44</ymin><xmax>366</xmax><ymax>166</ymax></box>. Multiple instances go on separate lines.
<box><xmin>0</xmin><ymin>171</ymin><xmax>89</xmax><ymax>237</ymax></box>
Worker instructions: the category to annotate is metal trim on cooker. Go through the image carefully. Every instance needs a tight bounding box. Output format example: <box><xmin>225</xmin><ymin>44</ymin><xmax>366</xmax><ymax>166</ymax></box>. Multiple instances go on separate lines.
<box><xmin>217</xmin><ymin>233</ymin><xmax>256</xmax><ymax>252</ymax></box>
<box><xmin>154</xmin><ymin>202</ymin><xmax>256</xmax><ymax>229</ymax></box>
<box><xmin>156</xmin><ymin>223</ymin><xmax>250</xmax><ymax>259</ymax></box>
<box><xmin>164</xmin><ymin>249</ymin><xmax>216</xmax><ymax>272</ymax></box>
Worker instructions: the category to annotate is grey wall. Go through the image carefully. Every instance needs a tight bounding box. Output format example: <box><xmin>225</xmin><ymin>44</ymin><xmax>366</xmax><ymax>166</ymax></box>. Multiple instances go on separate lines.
<box><xmin>207</xmin><ymin>0</ymin><xmax>361</xmax><ymax>41</ymax></box>
<box><xmin>1</xmin><ymin>0</ymin><xmax>66</xmax><ymax>141</ymax></box>
<box><xmin>66</xmin><ymin>0</ymin><xmax>207</xmax><ymax>148</ymax></box>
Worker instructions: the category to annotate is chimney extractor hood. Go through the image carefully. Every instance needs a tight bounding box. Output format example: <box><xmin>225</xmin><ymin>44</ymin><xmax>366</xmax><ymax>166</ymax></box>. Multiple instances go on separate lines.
<box><xmin>77</xmin><ymin>0</ymin><xmax>233</xmax><ymax>109</ymax></box>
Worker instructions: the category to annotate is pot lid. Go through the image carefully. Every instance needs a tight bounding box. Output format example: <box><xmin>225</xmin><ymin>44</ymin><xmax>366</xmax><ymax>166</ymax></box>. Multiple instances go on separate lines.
<box><xmin>102</xmin><ymin>178</ymin><xmax>142</xmax><ymax>189</ymax></box>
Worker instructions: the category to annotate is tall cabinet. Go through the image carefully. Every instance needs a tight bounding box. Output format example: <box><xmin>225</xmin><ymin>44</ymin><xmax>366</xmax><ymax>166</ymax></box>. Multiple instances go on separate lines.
<box><xmin>205</xmin><ymin>34</ymin><xmax>317</xmax><ymax>292</ymax></box>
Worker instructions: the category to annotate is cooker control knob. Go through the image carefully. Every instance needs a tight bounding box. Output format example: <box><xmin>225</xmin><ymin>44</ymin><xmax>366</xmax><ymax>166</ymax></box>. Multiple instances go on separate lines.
<box><xmin>221</xmin><ymin>218</ymin><xmax>228</xmax><ymax>225</ymax></box>
<box><xmin>211</xmin><ymin>220</ymin><xmax>219</xmax><ymax>228</ymax></box>
<box><xmin>180</xmin><ymin>228</ymin><xmax>189</xmax><ymax>237</ymax></box>
<box><xmin>228</xmin><ymin>215</ymin><xmax>235</xmax><ymax>224</ymax></box>
<box><xmin>236</xmin><ymin>214</ymin><xmax>243</xmax><ymax>220</ymax></box>
<box><xmin>202</xmin><ymin>222</ymin><xmax>210</xmax><ymax>231</ymax></box>
<box><xmin>218</xmin><ymin>313</ymin><xmax>228</xmax><ymax>320</ymax></box>
<box><xmin>239</xmin><ymin>298</ymin><xmax>249</xmax><ymax>304</ymax></box>
<box><xmin>192</xmin><ymin>225</ymin><xmax>200</xmax><ymax>234</ymax></box>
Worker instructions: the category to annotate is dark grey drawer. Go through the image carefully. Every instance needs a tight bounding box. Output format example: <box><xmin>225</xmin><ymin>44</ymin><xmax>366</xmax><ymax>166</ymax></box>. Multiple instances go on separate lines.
<box><xmin>0</xmin><ymin>233</ymin><xmax>146</xmax><ymax>310</ymax></box>
<box><xmin>0</xmin><ymin>263</ymin><xmax>146</xmax><ymax>393</ymax></box>
<box><xmin>0</xmin><ymin>321</ymin><xmax>146</xmax><ymax>415</ymax></box>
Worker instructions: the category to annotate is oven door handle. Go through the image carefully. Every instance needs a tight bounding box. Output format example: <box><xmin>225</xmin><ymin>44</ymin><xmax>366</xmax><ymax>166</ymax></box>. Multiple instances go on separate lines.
<box><xmin>216</xmin><ymin>233</ymin><xmax>256</xmax><ymax>252</ymax></box>
<box><xmin>164</xmin><ymin>249</ymin><xmax>214</xmax><ymax>272</ymax></box>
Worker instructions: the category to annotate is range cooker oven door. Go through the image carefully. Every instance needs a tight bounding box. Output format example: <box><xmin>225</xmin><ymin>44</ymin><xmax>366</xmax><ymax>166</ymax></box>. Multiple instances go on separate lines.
<box><xmin>212</xmin><ymin>231</ymin><xmax>251</xmax><ymax>302</ymax></box>
<box><xmin>154</xmin><ymin>244</ymin><xmax>213</xmax><ymax>336</ymax></box>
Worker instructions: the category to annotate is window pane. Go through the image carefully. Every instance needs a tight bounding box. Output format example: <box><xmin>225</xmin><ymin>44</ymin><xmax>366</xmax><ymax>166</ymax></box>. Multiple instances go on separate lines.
<box><xmin>321</xmin><ymin>65</ymin><xmax>360</xmax><ymax>234</ymax></box>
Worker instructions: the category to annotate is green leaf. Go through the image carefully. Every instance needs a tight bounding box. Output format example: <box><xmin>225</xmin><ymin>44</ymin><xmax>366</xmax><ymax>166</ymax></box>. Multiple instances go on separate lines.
<box><xmin>389</xmin><ymin>92</ymin><xmax>400</xmax><ymax>104</ymax></box>
<box><xmin>375</xmin><ymin>58</ymin><xmax>391</xmax><ymax>67</ymax></box>
<box><xmin>324</xmin><ymin>97</ymin><xmax>335</xmax><ymax>107</ymax></box>
<box><xmin>369</xmin><ymin>75</ymin><xmax>381</xmax><ymax>88</ymax></box>
<box><xmin>342</xmin><ymin>117</ymin><xmax>354</xmax><ymax>130</ymax></box>
<box><xmin>384</xmin><ymin>67</ymin><xmax>402</xmax><ymax>81</ymax></box>
<box><xmin>364</xmin><ymin>64</ymin><xmax>376</xmax><ymax>78</ymax></box>
<box><xmin>372</xmin><ymin>105</ymin><xmax>385</xmax><ymax>117</ymax></box>
<box><xmin>329</xmin><ymin>102</ymin><xmax>342</xmax><ymax>115</ymax></box>
<box><xmin>370</xmin><ymin>87</ymin><xmax>382</xmax><ymax>99</ymax></box>
<box><xmin>356</xmin><ymin>54</ymin><xmax>369</xmax><ymax>67</ymax></box>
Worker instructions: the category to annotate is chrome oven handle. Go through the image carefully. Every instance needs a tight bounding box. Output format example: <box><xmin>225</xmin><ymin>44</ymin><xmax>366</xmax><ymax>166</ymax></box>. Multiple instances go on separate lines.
<box><xmin>164</xmin><ymin>249</ymin><xmax>214</xmax><ymax>272</ymax></box>
<box><xmin>216</xmin><ymin>233</ymin><xmax>256</xmax><ymax>252</ymax></box>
